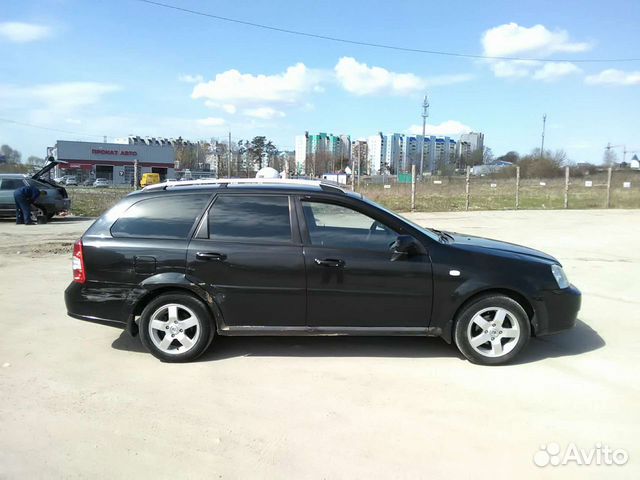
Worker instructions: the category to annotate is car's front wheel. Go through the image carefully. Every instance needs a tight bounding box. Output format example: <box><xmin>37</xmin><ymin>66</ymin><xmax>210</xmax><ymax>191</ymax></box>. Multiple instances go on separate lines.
<box><xmin>454</xmin><ymin>294</ymin><xmax>530</xmax><ymax>365</ymax></box>
<box><xmin>139</xmin><ymin>292</ymin><xmax>214</xmax><ymax>362</ymax></box>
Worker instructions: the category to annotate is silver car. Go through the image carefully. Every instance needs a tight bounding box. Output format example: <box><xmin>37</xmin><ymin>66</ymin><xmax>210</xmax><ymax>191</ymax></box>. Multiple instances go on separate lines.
<box><xmin>0</xmin><ymin>160</ymin><xmax>71</xmax><ymax>222</ymax></box>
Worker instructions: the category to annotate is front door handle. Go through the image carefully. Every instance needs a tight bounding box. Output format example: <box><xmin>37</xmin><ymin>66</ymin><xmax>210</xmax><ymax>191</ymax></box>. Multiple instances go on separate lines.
<box><xmin>196</xmin><ymin>252</ymin><xmax>227</xmax><ymax>261</ymax></box>
<box><xmin>314</xmin><ymin>258</ymin><xmax>345</xmax><ymax>268</ymax></box>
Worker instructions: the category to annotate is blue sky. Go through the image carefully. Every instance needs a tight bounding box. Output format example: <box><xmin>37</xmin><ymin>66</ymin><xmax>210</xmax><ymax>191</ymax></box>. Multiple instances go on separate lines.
<box><xmin>1</xmin><ymin>0</ymin><xmax>639</xmax><ymax>163</ymax></box>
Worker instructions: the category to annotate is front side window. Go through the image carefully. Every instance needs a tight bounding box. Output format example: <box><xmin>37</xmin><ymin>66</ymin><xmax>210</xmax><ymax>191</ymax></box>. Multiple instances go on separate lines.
<box><xmin>301</xmin><ymin>200</ymin><xmax>397</xmax><ymax>251</ymax></box>
<box><xmin>111</xmin><ymin>194</ymin><xmax>210</xmax><ymax>239</ymax></box>
<box><xmin>209</xmin><ymin>195</ymin><xmax>292</xmax><ymax>243</ymax></box>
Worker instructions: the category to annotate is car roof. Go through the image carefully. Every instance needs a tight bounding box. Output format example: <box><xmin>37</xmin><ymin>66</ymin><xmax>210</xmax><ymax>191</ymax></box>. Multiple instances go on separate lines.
<box><xmin>0</xmin><ymin>173</ymin><xmax>28</xmax><ymax>178</ymax></box>
<box><xmin>136</xmin><ymin>178</ymin><xmax>360</xmax><ymax>199</ymax></box>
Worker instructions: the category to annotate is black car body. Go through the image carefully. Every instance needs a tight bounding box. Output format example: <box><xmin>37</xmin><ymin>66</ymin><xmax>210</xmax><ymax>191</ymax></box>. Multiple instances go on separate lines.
<box><xmin>65</xmin><ymin>179</ymin><xmax>581</xmax><ymax>364</ymax></box>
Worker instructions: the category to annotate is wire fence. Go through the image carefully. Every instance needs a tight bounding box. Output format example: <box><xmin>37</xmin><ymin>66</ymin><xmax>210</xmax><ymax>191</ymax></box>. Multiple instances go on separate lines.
<box><xmin>358</xmin><ymin>167</ymin><xmax>640</xmax><ymax>212</ymax></box>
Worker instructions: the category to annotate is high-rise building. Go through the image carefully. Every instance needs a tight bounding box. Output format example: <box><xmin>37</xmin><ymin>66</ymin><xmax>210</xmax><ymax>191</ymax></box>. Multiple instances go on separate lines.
<box><xmin>456</xmin><ymin>132</ymin><xmax>485</xmax><ymax>166</ymax></box>
<box><xmin>351</xmin><ymin>140</ymin><xmax>369</xmax><ymax>175</ymax></box>
<box><xmin>367</xmin><ymin>133</ymin><xmax>386</xmax><ymax>174</ymax></box>
<box><xmin>367</xmin><ymin>133</ymin><xmax>456</xmax><ymax>174</ymax></box>
<box><xmin>295</xmin><ymin>132</ymin><xmax>351</xmax><ymax>175</ymax></box>
<box><xmin>459</xmin><ymin>132</ymin><xmax>484</xmax><ymax>152</ymax></box>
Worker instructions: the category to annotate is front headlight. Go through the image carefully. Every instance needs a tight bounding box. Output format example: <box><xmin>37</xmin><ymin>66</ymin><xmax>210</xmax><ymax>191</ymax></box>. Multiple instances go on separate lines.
<box><xmin>551</xmin><ymin>264</ymin><xmax>569</xmax><ymax>289</ymax></box>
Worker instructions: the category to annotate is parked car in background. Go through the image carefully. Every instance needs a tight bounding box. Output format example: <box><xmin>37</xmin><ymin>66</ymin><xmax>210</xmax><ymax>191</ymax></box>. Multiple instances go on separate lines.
<box><xmin>64</xmin><ymin>176</ymin><xmax>78</xmax><ymax>186</ymax></box>
<box><xmin>65</xmin><ymin>178</ymin><xmax>581</xmax><ymax>365</ymax></box>
<box><xmin>81</xmin><ymin>178</ymin><xmax>94</xmax><ymax>186</ymax></box>
<box><xmin>140</xmin><ymin>173</ymin><xmax>160</xmax><ymax>188</ymax></box>
<box><xmin>93</xmin><ymin>178</ymin><xmax>110</xmax><ymax>188</ymax></box>
<box><xmin>0</xmin><ymin>160</ymin><xmax>70</xmax><ymax>222</ymax></box>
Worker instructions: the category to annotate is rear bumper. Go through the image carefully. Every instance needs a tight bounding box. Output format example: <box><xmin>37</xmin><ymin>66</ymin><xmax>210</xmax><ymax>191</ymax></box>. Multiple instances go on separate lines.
<box><xmin>65</xmin><ymin>281</ymin><xmax>127</xmax><ymax>327</ymax></box>
<box><xmin>67</xmin><ymin>311</ymin><xmax>126</xmax><ymax>329</ymax></box>
<box><xmin>533</xmin><ymin>284</ymin><xmax>581</xmax><ymax>336</ymax></box>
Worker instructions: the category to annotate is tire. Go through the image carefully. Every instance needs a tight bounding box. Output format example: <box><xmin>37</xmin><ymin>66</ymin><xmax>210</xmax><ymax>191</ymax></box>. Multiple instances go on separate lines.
<box><xmin>139</xmin><ymin>292</ymin><xmax>214</xmax><ymax>362</ymax></box>
<box><xmin>454</xmin><ymin>294</ymin><xmax>530</xmax><ymax>366</ymax></box>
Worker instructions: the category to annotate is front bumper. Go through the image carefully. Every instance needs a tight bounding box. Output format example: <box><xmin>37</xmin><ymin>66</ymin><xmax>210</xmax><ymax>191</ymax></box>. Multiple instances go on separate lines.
<box><xmin>532</xmin><ymin>284</ymin><xmax>581</xmax><ymax>336</ymax></box>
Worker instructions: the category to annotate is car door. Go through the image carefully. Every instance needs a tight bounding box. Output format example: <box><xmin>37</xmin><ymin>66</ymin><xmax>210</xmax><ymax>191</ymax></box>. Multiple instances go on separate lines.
<box><xmin>186</xmin><ymin>193</ymin><xmax>306</xmax><ymax>329</ymax></box>
<box><xmin>0</xmin><ymin>178</ymin><xmax>27</xmax><ymax>215</ymax></box>
<box><xmin>298</xmin><ymin>197</ymin><xmax>432</xmax><ymax>329</ymax></box>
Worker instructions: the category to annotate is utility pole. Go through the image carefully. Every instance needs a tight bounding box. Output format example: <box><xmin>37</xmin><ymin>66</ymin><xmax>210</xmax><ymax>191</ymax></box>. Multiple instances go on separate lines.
<box><xmin>227</xmin><ymin>132</ymin><xmax>232</xmax><ymax>178</ymax></box>
<box><xmin>420</xmin><ymin>94</ymin><xmax>429</xmax><ymax>176</ymax></box>
<box><xmin>540</xmin><ymin>113</ymin><xmax>547</xmax><ymax>158</ymax></box>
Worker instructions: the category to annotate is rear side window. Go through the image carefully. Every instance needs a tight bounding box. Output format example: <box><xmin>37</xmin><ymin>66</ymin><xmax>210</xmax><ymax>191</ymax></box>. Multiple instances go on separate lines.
<box><xmin>111</xmin><ymin>194</ymin><xmax>210</xmax><ymax>239</ymax></box>
<box><xmin>1</xmin><ymin>178</ymin><xmax>26</xmax><ymax>190</ymax></box>
<box><xmin>208</xmin><ymin>195</ymin><xmax>291</xmax><ymax>243</ymax></box>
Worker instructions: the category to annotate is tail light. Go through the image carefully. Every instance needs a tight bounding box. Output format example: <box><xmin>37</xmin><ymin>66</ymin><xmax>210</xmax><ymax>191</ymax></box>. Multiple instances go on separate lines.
<box><xmin>72</xmin><ymin>239</ymin><xmax>86</xmax><ymax>284</ymax></box>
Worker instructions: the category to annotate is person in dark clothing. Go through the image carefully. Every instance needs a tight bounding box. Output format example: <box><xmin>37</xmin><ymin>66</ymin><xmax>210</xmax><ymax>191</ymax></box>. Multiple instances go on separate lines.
<box><xmin>14</xmin><ymin>184</ymin><xmax>41</xmax><ymax>225</ymax></box>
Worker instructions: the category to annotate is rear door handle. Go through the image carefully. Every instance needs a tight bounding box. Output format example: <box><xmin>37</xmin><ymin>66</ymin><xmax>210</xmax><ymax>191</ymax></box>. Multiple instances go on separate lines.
<box><xmin>196</xmin><ymin>252</ymin><xmax>227</xmax><ymax>261</ymax></box>
<box><xmin>314</xmin><ymin>258</ymin><xmax>345</xmax><ymax>268</ymax></box>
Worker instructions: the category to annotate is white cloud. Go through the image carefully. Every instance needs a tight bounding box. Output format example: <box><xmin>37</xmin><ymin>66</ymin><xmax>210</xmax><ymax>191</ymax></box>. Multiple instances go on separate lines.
<box><xmin>222</xmin><ymin>104</ymin><xmax>236</xmax><ymax>114</ymax></box>
<box><xmin>334</xmin><ymin>57</ymin><xmax>472</xmax><ymax>95</ymax></box>
<box><xmin>482</xmin><ymin>23</ymin><xmax>590</xmax><ymax>58</ymax></box>
<box><xmin>192</xmin><ymin>63</ymin><xmax>323</xmax><ymax>106</ymax></box>
<box><xmin>178</xmin><ymin>74</ymin><xmax>203</xmax><ymax>83</ymax></box>
<box><xmin>0</xmin><ymin>81</ymin><xmax>120</xmax><ymax>112</ymax></box>
<box><xmin>407</xmin><ymin>120</ymin><xmax>473</xmax><ymax>137</ymax></box>
<box><xmin>196</xmin><ymin>117</ymin><xmax>225</xmax><ymax>127</ymax></box>
<box><xmin>490</xmin><ymin>60</ymin><xmax>539</xmax><ymax>78</ymax></box>
<box><xmin>481</xmin><ymin>23</ymin><xmax>589</xmax><ymax>80</ymax></box>
<box><xmin>532</xmin><ymin>62</ymin><xmax>582</xmax><ymax>81</ymax></box>
<box><xmin>585</xmin><ymin>69</ymin><xmax>640</xmax><ymax>86</ymax></box>
<box><xmin>243</xmin><ymin>107</ymin><xmax>285</xmax><ymax>120</ymax></box>
<box><xmin>0</xmin><ymin>21</ymin><xmax>52</xmax><ymax>43</ymax></box>
<box><xmin>335</xmin><ymin>57</ymin><xmax>424</xmax><ymax>95</ymax></box>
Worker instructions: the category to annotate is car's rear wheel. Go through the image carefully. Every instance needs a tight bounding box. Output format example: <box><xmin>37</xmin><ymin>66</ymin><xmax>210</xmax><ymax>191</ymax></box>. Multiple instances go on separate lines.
<box><xmin>139</xmin><ymin>293</ymin><xmax>214</xmax><ymax>362</ymax></box>
<box><xmin>454</xmin><ymin>294</ymin><xmax>530</xmax><ymax>365</ymax></box>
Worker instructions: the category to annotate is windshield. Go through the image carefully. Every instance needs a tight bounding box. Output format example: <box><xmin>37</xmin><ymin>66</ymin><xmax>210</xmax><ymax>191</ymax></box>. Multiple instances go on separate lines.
<box><xmin>361</xmin><ymin>196</ymin><xmax>440</xmax><ymax>241</ymax></box>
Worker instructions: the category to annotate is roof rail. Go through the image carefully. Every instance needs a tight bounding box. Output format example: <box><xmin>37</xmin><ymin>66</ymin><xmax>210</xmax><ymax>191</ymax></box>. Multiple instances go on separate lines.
<box><xmin>143</xmin><ymin>177</ymin><xmax>347</xmax><ymax>194</ymax></box>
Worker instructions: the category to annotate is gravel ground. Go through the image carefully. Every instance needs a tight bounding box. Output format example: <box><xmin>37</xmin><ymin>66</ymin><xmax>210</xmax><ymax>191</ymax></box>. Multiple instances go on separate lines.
<box><xmin>0</xmin><ymin>210</ymin><xmax>638</xmax><ymax>479</ymax></box>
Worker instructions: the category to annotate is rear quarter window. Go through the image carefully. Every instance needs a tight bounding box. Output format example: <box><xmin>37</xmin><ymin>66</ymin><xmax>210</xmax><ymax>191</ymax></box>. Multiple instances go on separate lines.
<box><xmin>111</xmin><ymin>194</ymin><xmax>211</xmax><ymax>239</ymax></box>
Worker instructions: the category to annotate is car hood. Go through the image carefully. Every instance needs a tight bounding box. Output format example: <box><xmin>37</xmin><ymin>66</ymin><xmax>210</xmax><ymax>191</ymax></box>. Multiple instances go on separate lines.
<box><xmin>447</xmin><ymin>232</ymin><xmax>558</xmax><ymax>263</ymax></box>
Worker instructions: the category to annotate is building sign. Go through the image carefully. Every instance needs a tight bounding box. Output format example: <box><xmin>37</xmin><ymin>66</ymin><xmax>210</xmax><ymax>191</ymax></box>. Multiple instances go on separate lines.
<box><xmin>91</xmin><ymin>149</ymin><xmax>138</xmax><ymax>156</ymax></box>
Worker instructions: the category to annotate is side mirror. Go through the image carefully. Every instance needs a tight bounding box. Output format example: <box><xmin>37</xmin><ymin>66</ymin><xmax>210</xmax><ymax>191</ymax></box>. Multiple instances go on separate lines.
<box><xmin>389</xmin><ymin>235</ymin><xmax>421</xmax><ymax>261</ymax></box>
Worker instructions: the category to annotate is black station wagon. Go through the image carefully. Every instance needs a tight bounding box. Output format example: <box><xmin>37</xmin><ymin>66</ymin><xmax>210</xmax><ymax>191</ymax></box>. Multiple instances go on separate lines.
<box><xmin>65</xmin><ymin>179</ymin><xmax>581</xmax><ymax>365</ymax></box>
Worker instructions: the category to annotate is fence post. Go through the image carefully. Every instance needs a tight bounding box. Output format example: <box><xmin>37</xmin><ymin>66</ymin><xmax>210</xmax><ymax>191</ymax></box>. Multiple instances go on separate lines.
<box><xmin>410</xmin><ymin>165</ymin><xmax>416</xmax><ymax>212</ymax></box>
<box><xmin>134</xmin><ymin>159</ymin><xmax>139</xmax><ymax>191</ymax></box>
<box><xmin>351</xmin><ymin>165</ymin><xmax>355</xmax><ymax>192</ymax></box>
<box><xmin>606</xmin><ymin>167</ymin><xmax>612</xmax><ymax>208</ymax></box>
<box><xmin>564</xmin><ymin>166</ymin><xmax>570</xmax><ymax>209</ymax></box>
<box><xmin>465</xmin><ymin>166</ymin><xmax>470</xmax><ymax>211</ymax></box>
<box><xmin>515</xmin><ymin>166</ymin><xmax>520</xmax><ymax>210</ymax></box>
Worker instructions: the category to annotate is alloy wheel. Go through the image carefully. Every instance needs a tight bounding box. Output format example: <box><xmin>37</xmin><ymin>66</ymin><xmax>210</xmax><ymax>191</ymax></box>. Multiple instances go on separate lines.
<box><xmin>148</xmin><ymin>303</ymin><xmax>201</xmax><ymax>355</ymax></box>
<box><xmin>466</xmin><ymin>307</ymin><xmax>521</xmax><ymax>358</ymax></box>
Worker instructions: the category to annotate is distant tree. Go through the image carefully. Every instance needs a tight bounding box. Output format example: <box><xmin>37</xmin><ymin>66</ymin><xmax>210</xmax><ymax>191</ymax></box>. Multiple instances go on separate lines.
<box><xmin>245</xmin><ymin>136</ymin><xmax>277</xmax><ymax>170</ymax></box>
<box><xmin>265</xmin><ymin>141</ymin><xmax>278</xmax><ymax>169</ymax></box>
<box><xmin>1</xmin><ymin>145</ymin><xmax>22</xmax><ymax>164</ymax></box>
<box><xmin>483</xmin><ymin>147</ymin><xmax>494</xmax><ymax>164</ymax></box>
<box><xmin>517</xmin><ymin>148</ymin><xmax>567</xmax><ymax>178</ymax></box>
<box><xmin>496</xmin><ymin>151</ymin><xmax>520</xmax><ymax>164</ymax></box>
<box><xmin>27</xmin><ymin>155</ymin><xmax>45</xmax><ymax>165</ymax></box>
